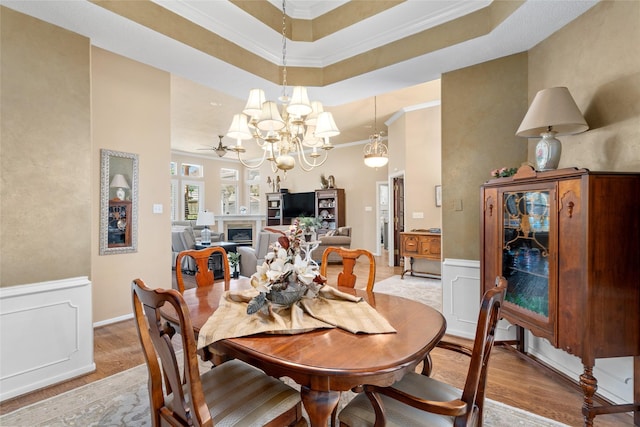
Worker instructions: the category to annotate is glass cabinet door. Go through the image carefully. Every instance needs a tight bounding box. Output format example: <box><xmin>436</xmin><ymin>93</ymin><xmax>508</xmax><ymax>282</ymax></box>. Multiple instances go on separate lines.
<box><xmin>501</xmin><ymin>189</ymin><xmax>551</xmax><ymax>320</ymax></box>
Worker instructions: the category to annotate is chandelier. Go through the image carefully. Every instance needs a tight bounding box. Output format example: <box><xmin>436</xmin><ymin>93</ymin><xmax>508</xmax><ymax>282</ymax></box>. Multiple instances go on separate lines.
<box><xmin>363</xmin><ymin>96</ymin><xmax>389</xmax><ymax>168</ymax></box>
<box><xmin>226</xmin><ymin>0</ymin><xmax>339</xmax><ymax>173</ymax></box>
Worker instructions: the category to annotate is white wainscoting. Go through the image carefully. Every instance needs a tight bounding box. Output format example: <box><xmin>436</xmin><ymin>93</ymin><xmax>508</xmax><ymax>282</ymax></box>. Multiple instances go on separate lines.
<box><xmin>0</xmin><ymin>276</ymin><xmax>95</xmax><ymax>402</ymax></box>
<box><xmin>441</xmin><ymin>259</ymin><xmax>633</xmax><ymax>405</ymax></box>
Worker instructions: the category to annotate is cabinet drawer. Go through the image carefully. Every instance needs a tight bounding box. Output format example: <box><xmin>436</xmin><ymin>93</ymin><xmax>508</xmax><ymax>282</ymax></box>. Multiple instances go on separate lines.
<box><xmin>402</xmin><ymin>237</ymin><xmax>419</xmax><ymax>255</ymax></box>
<box><xmin>419</xmin><ymin>237</ymin><xmax>441</xmax><ymax>258</ymax></box>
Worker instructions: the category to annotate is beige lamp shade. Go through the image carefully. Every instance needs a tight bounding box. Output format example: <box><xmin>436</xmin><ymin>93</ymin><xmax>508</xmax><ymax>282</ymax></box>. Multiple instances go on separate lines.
<box><xmin>109</xmin><ymin>174</ymin><xmax>130</xmax><ymax>189</ymax></box>
<box><xmin>242</xmin><ymin>89</ymin><xmax>265</xmax><ymax>118</ymax></box>
<box><xmin>516</xmin><ymin>87</ymin><xmax>588</xmax><ymax>137</ymax></box>
<box><xmin>286</xmin><ymin>86</ymin><xmax>313</xmax><ymax>117</ymax></box>
<box><xmin>196</xmin><ymin>211</ymin><xmax>215</xmax><ymax>226</ymax></box>
<box><xmin>257</xmin><ymin>101</ymin><xmax>285</xmax><ymax>132</ymax></box>
<box><xmin>315</xmin><ymin>112</ymin><xmax>340</xmax><ymax>138</ymax></box>
<box><xmin>227</xmin><ymin>113</ymin><xmax>252</xmax><ymax>145</ymax></box>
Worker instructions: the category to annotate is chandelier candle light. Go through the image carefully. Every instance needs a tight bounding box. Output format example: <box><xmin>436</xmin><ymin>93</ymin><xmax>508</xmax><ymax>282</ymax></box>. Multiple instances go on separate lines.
<box><xmin>516</xmin><ymin>86</ymin><xmax>588</xmax><ymax>171</ymax></box>
<box><xmin>363</xmin><ymin>96</ymin><xmax>389</xmax><ymax>168</ymax></box>
<box><xmin>226</xmin><ymin>0</ymin><xmax>339</xmax><ymax>173</ymax></box>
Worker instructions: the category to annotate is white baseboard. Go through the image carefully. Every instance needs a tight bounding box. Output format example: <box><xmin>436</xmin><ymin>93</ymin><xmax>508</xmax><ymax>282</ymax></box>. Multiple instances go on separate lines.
<box><xmin>93</xmin><ymin>312</ymin><xmax>133</xmax><ymax>328</ymax></box>
<box><xmin>0</xmin><ymin>277</ymin><xmax>95</xmax><ymax>402</ymax></box>
<box><xmin>441</xmin><ymin>259</ymin><xmax>634</xmax><ymax>405</ymax></box>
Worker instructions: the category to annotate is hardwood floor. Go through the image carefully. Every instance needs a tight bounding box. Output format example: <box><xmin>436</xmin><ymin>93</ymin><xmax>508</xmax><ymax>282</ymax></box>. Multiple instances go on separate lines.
<box><xmin>1</xmin><ymin>255</ymin><xmax>634</xmax><ymax>425</ymax></box>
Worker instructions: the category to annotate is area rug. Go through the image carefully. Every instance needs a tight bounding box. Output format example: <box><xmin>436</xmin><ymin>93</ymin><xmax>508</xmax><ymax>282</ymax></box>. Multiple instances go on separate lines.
<box><xmin>0</xmin><ymin>276</ymin><xmax>568</xmax><ymax>426</ymax></box>
<box><xmin>0</xmin><ymin>360</ymin><xmax>568</xmax><ymax>427</ymax></box>
<box><xmin>372</xmin><ymin>274</ymin><xmax>443</xmax><ymax>312</ymax></box>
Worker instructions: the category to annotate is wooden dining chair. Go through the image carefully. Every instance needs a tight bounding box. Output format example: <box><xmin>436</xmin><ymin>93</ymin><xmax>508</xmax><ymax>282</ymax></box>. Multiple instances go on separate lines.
<box><xmin>320</xmin><ymin>247</ymin><xmax>376</xmax><ymax>292</ymax></box>
<box><xmin>175</xmin><ymin>246</ymin><xmax>231</xmax><ymax>293</ymax></box>
<box><xmin>131</xmin><ymin>278</ymin><xmax>304</xmax><ymax>427</ymax></box>
<box><xmin>338</xmin><ymin>276</ymin><xmax>508</xmax><ymax>427</ymax></box>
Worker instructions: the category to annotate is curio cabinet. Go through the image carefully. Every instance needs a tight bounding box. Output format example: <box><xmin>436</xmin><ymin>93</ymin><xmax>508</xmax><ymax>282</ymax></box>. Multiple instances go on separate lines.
<box><xmin>480</xmin><ymin>165</ymin><xmax>639</xmax><ymax>426</ymax></box>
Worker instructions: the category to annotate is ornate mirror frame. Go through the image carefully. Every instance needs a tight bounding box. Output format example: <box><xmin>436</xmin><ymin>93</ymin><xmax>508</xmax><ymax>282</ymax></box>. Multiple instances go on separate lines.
<box><xmin>100</xmin><ymin>149</ymin><xmax>139</xmax><ymax>255</ymax></box>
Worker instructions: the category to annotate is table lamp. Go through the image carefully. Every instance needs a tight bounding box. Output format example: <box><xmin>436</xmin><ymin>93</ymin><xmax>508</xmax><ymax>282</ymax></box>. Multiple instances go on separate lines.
<box><xmin>109</xmin><ymin>174</ymin><xmax>130</xmax><ymax>200</ymax></box>
<box><xmin>196</xmin><ymin>211</ymin><xmax>215</xmax><ymax>244</ymax></box>
<box><xmin>516</xmin><ymin>87</ymin><xmax>588</xmax><ymax>171</ymax></box>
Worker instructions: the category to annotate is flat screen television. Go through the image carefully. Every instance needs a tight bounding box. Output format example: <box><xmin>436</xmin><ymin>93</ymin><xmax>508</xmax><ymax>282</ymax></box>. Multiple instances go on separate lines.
<box><xmin>282</xmin><ymin>192</ymin><xmax>315</xmax><ymax>218</ymax></box>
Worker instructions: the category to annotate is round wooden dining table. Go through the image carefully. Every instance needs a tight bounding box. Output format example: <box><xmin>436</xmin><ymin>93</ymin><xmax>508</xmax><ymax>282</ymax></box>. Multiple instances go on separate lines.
<box><xmin>162</xmin><ymin>278</ymin><xmax>446</xmax><ymax>427</ymax></box>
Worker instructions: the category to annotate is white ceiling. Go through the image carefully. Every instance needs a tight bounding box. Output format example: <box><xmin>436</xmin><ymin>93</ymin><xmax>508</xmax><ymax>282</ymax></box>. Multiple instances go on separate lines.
<box><xmin>2</xmin><ymin>0</ymin><xmax>597</xmax><ymax>158</ymax></box>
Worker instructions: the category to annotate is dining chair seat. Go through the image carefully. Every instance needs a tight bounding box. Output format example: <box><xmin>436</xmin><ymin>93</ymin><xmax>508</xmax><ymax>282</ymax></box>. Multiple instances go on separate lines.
<box><xmin>165</xmin><ymin>359</ymin><xmax>302</xmax><ymax>426</ymax></box>
<box><xmin>337</xmin><ymin>372</ymin><xmax>459</xmax><ymax>427</ymax></box>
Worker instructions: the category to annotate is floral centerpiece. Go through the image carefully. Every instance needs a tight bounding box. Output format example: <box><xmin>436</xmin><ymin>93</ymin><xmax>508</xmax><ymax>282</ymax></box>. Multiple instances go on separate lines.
<box><xmin>247</xmin><ymin>221</ymin><xmax>326</xmax><ymax>315</ymax></box>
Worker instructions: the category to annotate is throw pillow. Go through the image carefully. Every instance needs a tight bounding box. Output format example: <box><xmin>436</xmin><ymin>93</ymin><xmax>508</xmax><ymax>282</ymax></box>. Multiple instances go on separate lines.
<box><xmin>324</xmin><ymin>229</ymin><xmax>337</xmax><ymax>237</ymax></box>
<box><xmin>337</xmin><ymin>227</ymin><xmax>350</xmax><ymax>236</ymax></box>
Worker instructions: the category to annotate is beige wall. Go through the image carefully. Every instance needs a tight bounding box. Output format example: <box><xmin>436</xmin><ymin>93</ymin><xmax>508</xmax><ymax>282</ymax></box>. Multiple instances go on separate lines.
<box><xmin>528</xmin><ymin>0</ymin><xmax>640</xmax><ymax>172</ymax></box>
<box><xmin>440</xmin><ymin>1</ymin><xmax>639</xmax><ymax>262</ymax></box>
<box><xmin>442</xmin><ymin>53</ymin><xmax>529</xmax><ymax>261</ymax></box>
<box><xmin>91</xmin><ymin>48</ymin><xmax>172</xmax><ymax>322</ymax></box>
<box><xmin>0</xmin><ymin>8</ymin><xmax>92</xmax><ymax>286</ymax></box>
<box><xmin>400</xmin><ymin>106</ymin><xmax>442</xmax><ymax>231</ymax></box>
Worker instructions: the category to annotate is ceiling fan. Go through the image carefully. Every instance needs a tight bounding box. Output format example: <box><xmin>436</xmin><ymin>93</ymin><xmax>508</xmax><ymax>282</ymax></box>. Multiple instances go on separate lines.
<box><xmin>199</xmin><ymin>135</ymin><xmax>228</xmax><ymax>157</ymax></box>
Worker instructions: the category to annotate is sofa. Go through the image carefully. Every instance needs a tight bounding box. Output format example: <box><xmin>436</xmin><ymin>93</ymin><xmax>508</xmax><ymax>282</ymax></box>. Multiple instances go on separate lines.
<box><xmin>310</xmin><ymin>226</ymin><xmax>352</xmax><ymax>263</ymax></box>
<box><xmin>171</xmin><ymin>221</ymin><xmax>224</xmax><ymax>272</ymax></box>
<box><xmin>171</xmin><ymin>220</ymin><xmax>223</xmax><ymax>242</ymax></box>
<box><xmin>238</xmin><ymin>229</ymin><xmax>285</xmax><ymax>278</ymax></box>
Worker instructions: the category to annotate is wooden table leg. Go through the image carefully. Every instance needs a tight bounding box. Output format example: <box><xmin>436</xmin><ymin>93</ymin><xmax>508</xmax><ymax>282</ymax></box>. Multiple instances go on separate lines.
<box><xmin>301</xmin><ymin>386</ymin><xmax>340</xmax><ymax>427</ymax></box>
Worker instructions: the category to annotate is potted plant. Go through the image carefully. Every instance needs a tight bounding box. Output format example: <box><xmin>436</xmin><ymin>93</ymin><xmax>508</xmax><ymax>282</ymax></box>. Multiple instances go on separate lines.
<box><xmin>228</xmin><ymin>252</ymin><xmax>241</xmax><ymax>278</ymax></box>
<box><xmin>297</xmin><ymin>216</ymin><xmax>321</xmax><ymax>241</ymax></box>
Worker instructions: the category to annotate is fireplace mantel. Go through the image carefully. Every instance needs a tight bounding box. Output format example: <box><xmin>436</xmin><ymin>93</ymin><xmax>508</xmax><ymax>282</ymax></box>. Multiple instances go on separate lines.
<box><xmin>213</xmin><ymin>215</ymin><xmax>266</xmax><ymax>246</ymax></box>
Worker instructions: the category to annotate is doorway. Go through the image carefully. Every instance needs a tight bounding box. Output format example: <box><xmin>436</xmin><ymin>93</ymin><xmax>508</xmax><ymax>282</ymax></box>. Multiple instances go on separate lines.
<box><xmin>390</xmin><ymin>173</ymin><xmax>405</xmax><ymax>267</ymax></box>
<box><xmin>376</xmin><ymin>181</ymin><xmax>389</xmax><ymax>257</ymax></box>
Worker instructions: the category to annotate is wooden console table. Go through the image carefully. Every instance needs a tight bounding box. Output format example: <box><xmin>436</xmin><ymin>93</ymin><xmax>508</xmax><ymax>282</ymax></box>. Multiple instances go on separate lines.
<box><xmin>399</xmin><ymin>231</ymin><xmax>441</xmax><ymax>279</ymax></box>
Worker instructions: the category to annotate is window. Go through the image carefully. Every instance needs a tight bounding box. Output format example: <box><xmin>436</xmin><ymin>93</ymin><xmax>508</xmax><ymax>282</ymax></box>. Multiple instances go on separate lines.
<box><xmin>181</xmin><ymin>163</ymin><xmax>203</xmax><ymax>178</ymax></box>
<box><xmin>220</xmin><ymin>168</ymin><xmax>238</xmax><ymax>215</ymax></box>
<box><xmin>183</xmin><ymin>181</ymin><xmax>205</xmax><ymax>220</ymax></box>
<box><xmin>247</xmin><ymin>170</ymin><xmax>260</xmax><ymax>214</ymax></box>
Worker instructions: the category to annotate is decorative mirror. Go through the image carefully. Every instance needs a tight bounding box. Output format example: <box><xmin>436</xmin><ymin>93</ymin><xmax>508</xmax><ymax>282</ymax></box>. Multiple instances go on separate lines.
<box><xmin>100</xmin><ymin>149</ymin><xmax>139</xmax><ymax>255</ymax></box>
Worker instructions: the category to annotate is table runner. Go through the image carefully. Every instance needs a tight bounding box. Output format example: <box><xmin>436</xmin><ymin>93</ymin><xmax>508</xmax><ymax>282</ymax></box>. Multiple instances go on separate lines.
<box><xmin>197</xmin><ymin>286</ymin><xmax>396</xmax><ymax>349</ymax></box>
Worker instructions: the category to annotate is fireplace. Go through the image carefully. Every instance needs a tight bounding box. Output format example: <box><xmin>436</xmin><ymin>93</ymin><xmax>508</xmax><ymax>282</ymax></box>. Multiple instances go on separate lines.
<box><xmin>227</xmin><ymin>224</ymin><xmax>253</xmax><ymax>246</ymax></box>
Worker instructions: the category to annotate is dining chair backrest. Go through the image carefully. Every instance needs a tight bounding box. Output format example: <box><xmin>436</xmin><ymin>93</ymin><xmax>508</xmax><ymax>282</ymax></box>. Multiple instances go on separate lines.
<box><xmin>456</xmin><ymin>276</ymin><xmax>507</xmax><ymax>425</ymax></box>
<box><xmin>320</xmin><ymin>247</ymin><xmax>376</xmax><ymax>292</ymax></box>
<box><xmin>132</xmin><ymin>278</ymin><xmax>211</xmax><ymax>426</ymax></box>
<box><xmin>132</xmin><ymin>278</ymin><xmax>303</xmax><ymax>427</ymax></box>
<box><xmin>175</xmin><ymin>246</ymin><xmax>230</xmax><ymax>293</ymax></box>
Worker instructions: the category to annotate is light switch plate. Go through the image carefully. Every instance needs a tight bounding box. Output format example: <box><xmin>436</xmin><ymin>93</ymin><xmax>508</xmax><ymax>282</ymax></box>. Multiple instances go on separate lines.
<box><xmin>153</xmin><ymin>204</ymin><xmax>163</xmax><ymax>214</ymax></box>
